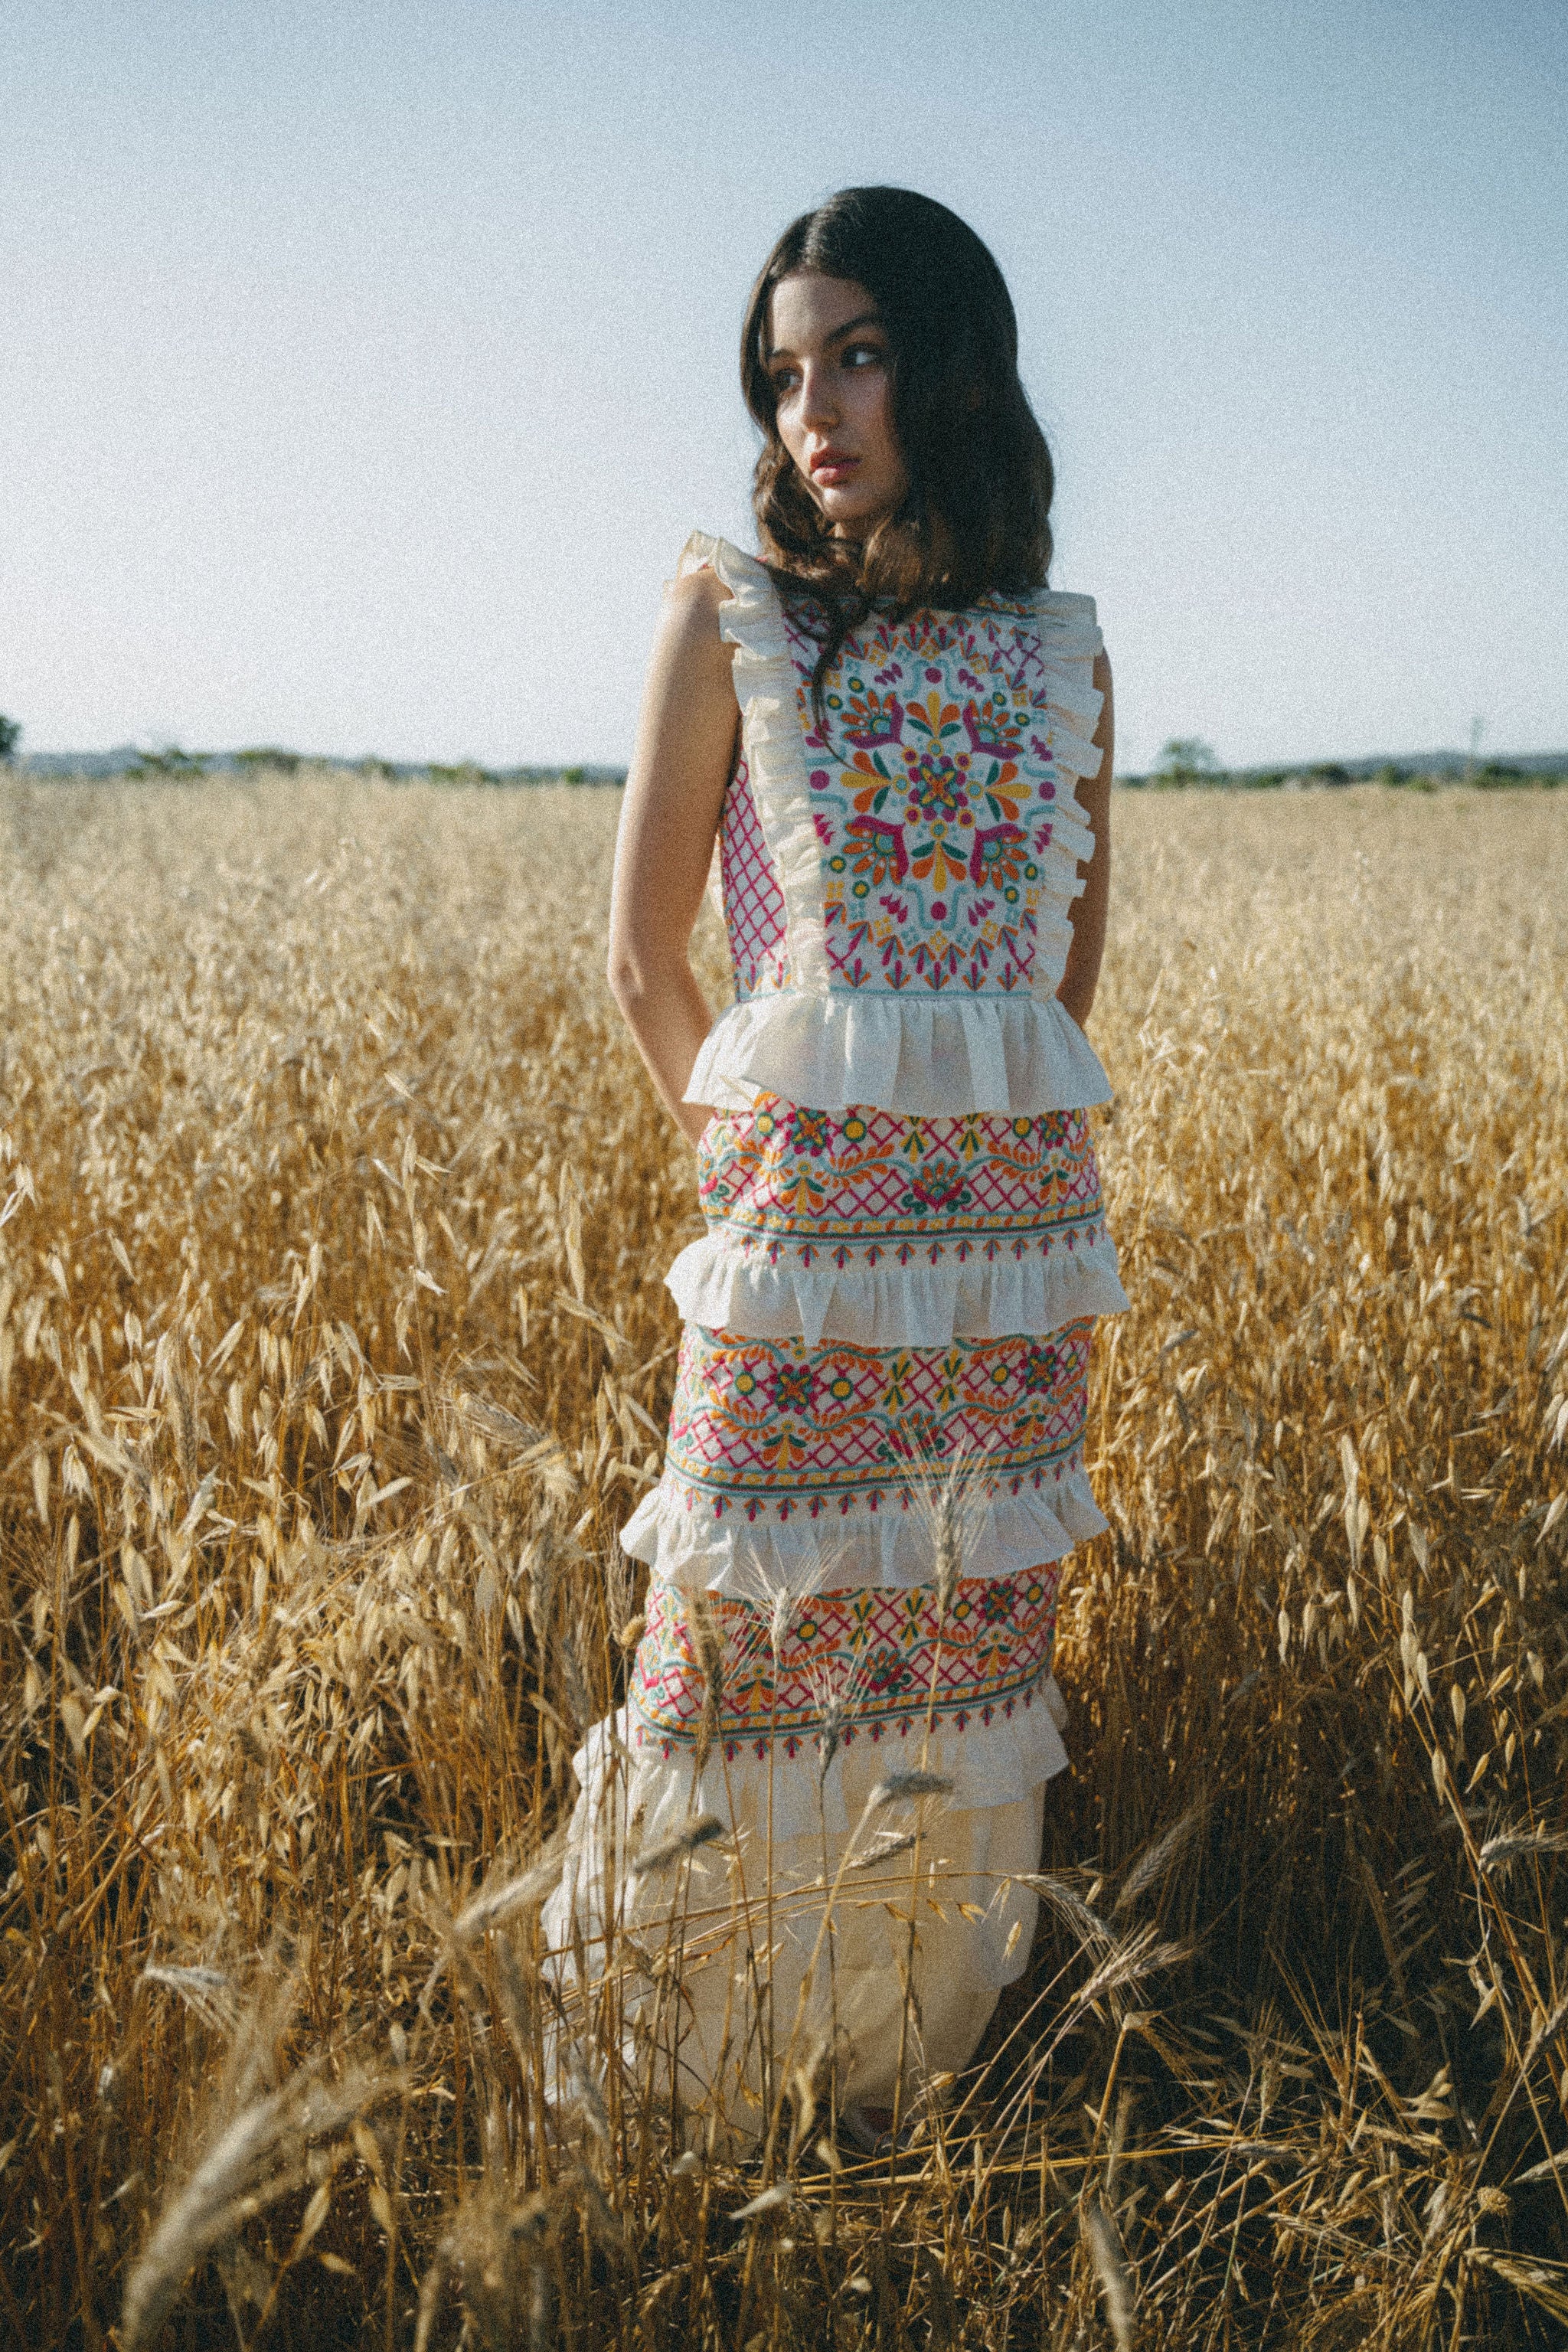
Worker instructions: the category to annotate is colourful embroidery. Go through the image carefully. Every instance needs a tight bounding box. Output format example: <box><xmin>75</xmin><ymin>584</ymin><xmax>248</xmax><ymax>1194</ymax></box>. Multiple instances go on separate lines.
<box><xmin>781</xmin><ymin>596</ymin><xmax>1072</xmax><ymax>998</ymax></box>
<box><xmin>663</xmin><ymin>1320</ymin><xmax>1092</xmax><ymax>1521</ymax></box>
<box><xmin>629</xmin><ymin>1566</ymin><xmax>1060</xmax><ymax>1762</ymax></box>
<box><xmin>698</xmin><ymin>1096</ymin><xmax>1106</xmax><ymax>1269</ymax></box>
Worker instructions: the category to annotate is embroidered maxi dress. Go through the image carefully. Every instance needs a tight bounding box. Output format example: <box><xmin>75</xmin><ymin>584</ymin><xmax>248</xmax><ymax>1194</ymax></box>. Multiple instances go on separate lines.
<box><xmin>544</xmin><ymin>534</ymin><xmax>1125</xmax><ymax>2132</ymax></box>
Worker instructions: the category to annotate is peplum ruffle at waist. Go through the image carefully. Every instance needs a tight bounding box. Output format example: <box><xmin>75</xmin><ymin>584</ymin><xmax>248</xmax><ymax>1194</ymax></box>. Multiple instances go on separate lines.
<box><xmin>686</xmin><ymin>989</ymin><xmax>1112</xmax><ymax>1119</ymax></box>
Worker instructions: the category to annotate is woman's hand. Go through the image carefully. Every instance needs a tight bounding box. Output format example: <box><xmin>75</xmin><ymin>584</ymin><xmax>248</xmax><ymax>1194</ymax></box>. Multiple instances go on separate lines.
<box><xmin>606</xmin><ymin>564</ymin><xmax>740</xmax><ymax>1145</ymax></box>
<box><xmin>1057</xmin><ymin>649</ymin><xmax>1113</xmax><ymax>1033</ymax></box>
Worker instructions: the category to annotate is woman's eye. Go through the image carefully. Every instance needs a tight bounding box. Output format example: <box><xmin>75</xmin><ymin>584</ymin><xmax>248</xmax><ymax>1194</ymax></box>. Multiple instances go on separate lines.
<box><xmin>843</xmin><ymin>343</ymin><xmax>886</xmax><ymax>370</ymax></box>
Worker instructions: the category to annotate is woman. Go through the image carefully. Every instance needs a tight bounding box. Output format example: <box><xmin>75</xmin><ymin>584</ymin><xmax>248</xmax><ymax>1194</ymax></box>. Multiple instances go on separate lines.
<box><xmin>545</xmin><ymin>186</ymin><xmax>1124</xmax><ymax>2151</ymax></box>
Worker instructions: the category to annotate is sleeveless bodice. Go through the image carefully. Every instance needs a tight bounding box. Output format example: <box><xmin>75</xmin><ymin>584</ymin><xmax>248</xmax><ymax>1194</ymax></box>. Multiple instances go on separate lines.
<box><xmin>682</xmin><ymin>534</ymin><xmax>1111</xmax><ymax>1119</ymax></box>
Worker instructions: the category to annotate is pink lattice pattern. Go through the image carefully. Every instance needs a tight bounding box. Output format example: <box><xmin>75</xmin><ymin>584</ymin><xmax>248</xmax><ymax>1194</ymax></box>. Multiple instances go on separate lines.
<box><xmin>719</xmin><ymin>755</ymin><xmax>790</xmax><ymax>998</ymax></box>
<box><xmin>665</xmin><ymin>1321</ymin><xmax>1091</xmax><ymax>1508</ymax></box>
<box><xmin>630</xmin><ymin>1564</ymin><xmax>1060</xmax><ymax>1759</ymax></box>
<box><xmin>698</xmin><ymin>1099</ymin><xmax>1106</xmax><ymax>1256</ymax></box>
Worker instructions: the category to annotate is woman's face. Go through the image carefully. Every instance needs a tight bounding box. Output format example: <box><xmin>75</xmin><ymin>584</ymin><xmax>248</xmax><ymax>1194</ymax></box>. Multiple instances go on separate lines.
<box><xmin>766</xmin><ymin>273</ymin><xmax>909</xmax><ymax>536</ymax></box>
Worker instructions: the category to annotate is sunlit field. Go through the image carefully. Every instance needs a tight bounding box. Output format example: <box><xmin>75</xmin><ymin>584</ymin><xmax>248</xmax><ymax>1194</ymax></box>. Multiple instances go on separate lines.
<box><xmin>2</xmin><ymin>772</ymin><xmax>1566</xmax><ymax>2350</ymax></box>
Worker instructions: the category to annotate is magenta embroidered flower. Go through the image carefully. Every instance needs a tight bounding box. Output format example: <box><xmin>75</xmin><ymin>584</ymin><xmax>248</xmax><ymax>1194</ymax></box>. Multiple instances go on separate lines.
<box><xmin>901</xmin><ymin>747</ymin><xmax>972</xmax><ymax>827</ymax></box>
<box><xmin>846</xmin><ymin>813</ymin><xmax>908</xmax><ymax>884</ymax></box>
<box><xmin>900</xmin><ymin>1161</ymin><xmax>971</xmax><ymax>1214</ymax></box>
<box><xmin>788</xmin><ymin>1107</ymin><xmax>831</xmax><ymax>1157</ymax></box>
<box><xmin>962</xmin><ymin>694</ymin><xmax>1025</xmax><ymax>760</ymax></box>
<box><xmin>969</xmin><ymin>823</ymin><xmax>1027</xmax><ymax>887</ymax></box>
<box><xmin>773</xmin><ymin>1361</ymin><xmax>814</xmax><ymax>1413</ymax></box>
<box><xmin>863</xmin><ymin>1646</ymin><xmax>918</xmax><ymax>1697</ymax></box>
<box><xmin>841</xmin><ymin>684</ymin><xmax>904</xmax><ymax>748</ymax></box>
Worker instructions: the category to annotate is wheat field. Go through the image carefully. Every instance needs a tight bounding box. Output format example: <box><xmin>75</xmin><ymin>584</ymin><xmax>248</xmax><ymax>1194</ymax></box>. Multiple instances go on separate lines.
<box><xmin>2</xmin><ymin>771</ymin><xmax>1566</xmax><ymax>2350</ymax></box>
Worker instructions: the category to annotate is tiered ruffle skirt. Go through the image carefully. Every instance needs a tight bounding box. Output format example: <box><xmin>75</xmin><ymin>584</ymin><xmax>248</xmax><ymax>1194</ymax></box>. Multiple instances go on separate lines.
<box><xmin>544</xmin><ymin>1088</ymin><xmax>1125</xmax><ymax>2130</ymax></box>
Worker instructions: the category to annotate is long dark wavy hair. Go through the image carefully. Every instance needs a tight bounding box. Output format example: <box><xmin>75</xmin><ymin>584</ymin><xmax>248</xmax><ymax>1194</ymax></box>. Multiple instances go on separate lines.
<box><xmin>740</xmin><ymin>186</ymin><xmax>1055</xmax><ymax>717</ymax></box>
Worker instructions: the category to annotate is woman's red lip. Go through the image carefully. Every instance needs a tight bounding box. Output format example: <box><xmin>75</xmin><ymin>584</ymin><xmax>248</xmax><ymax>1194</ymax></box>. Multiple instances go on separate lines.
<box><xmin>810</xmin><ymin>451</ymin><xmax>858</xmax><ymax>474</ymax></box>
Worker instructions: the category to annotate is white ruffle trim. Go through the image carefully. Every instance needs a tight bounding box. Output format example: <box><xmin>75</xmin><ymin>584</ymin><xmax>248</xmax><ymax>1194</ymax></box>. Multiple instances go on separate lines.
<box><xmin>1029</xmin><ymin>590</ymin><xmax>1108</xmax><ymax>953</ymax></box>
<box><xmin>556</xmin><ymin>1677</ymin><xmax>1068</xmax><ymax>1851</ymax></box>
<box><xmin>681</xmin><ymin>531</ymin><xmax>831</xmax><ymax>990</ymax></box>
<box><xmin>666</xmin><ymin>1226</ymin><xmax>1128</xmax><ymax>1348</ymax></box>
<box><xmin>686</xmin><ymin>988</ymin><xmax>1112</xmax><ymax>1118</ymax></box>
<box><xmin>620</xmin><ymin>1463</ymin><xmax>1108</xmax><ymax>1596</ymax></box>
<box><xmin>1036</xmin><ymin>592</ymin><xmax>1106</xmax><ymax>733</ymax></box>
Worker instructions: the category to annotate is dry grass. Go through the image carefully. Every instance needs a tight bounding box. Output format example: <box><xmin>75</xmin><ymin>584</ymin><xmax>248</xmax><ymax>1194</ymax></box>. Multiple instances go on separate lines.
<box><xmin>2</xmin><ymin>769</ymin><xmax>1566</xmax><ymax>2349</ymax></box>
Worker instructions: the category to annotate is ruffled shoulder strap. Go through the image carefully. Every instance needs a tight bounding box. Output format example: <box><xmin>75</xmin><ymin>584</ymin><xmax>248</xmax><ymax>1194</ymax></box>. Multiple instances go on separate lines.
<box><xmin>675</xmin><ymin>531</ymin><xmax>828</xmax><ymax>986</ymax></box>
<box><xmin>1033</xmin><ymin>589</ymin><xmax>1106</xmax><ymax>789</ymax></box>
<box><xmin>675</xmin><ymin>531</ymin><xmax>781</xmax><ymax>636</ymax></box>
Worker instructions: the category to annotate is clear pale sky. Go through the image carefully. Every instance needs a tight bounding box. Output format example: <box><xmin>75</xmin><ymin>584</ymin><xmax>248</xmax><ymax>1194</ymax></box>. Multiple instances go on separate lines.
<box><xmin>2</xmin><ymin>0</ymin><xmax>1563</xmax><ymax>772</ymax></box>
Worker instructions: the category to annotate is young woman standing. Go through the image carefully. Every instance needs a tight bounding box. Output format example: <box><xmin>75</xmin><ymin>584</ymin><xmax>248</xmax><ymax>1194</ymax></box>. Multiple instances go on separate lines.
<box><xmin>546</xmin><ymin>186</ymin><xmax>1124</xmax><ymax>2148</ymax></box>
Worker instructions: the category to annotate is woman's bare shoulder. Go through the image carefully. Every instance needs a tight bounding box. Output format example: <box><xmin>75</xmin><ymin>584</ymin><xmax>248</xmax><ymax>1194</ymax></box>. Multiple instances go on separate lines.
<box><xmin>664</xmin><ymin>561</ymin><xmax>733</xmax><ymax>622</ymax></box>
<box><xmin>654</xmin><ymin>563</ymin><xmax>737</xmax><ymax>682</ymax></box>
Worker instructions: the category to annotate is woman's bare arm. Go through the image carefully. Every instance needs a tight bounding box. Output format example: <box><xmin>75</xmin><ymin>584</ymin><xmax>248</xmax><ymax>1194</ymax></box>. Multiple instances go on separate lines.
<box><xmin>606</xmin><ymin>567</ymin><xmax>740</xmax><ymax>1145</ymax></box>
<box><xmin>1057</xmin><ymin>649</ymin><xmax>1113</xmax><ymax>1031</ymax></box>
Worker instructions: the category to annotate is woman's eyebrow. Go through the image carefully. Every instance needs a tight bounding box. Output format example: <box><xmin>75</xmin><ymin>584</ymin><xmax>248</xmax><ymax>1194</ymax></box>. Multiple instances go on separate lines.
<box><xmin>766</xmin><ymin>312</ymin><xmax>883</xmax><ymax>362</ymax></box>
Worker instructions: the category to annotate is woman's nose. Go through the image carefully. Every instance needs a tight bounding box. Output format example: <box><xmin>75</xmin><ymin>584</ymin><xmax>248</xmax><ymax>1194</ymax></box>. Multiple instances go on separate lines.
<box><xmin>799</xmin><ymin>360</ymin><xmax>838</xmax><ymax>430</ymax></box>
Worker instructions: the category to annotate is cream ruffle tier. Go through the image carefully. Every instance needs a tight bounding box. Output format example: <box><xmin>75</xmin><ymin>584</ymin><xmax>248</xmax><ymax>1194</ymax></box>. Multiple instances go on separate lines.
<box><xmin>666</xmin><ymin>1218</ymin><xmax>1127</xmax><ymax>1350</ymax></box>
<box><xmin>620</xmin><ymin>1461</ymin><xmax>1109</xmax><ymax>1597</ymax></box>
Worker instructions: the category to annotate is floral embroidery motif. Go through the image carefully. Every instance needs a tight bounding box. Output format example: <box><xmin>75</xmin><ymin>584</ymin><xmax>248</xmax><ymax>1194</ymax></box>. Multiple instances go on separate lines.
<box><xmin>662</xmin><ymin>1319</ymin><xmax>1092</xmax><ymax>1521</ymax></box>
<box><xmin>779</xmin><ymin>596</ymin><xmax>1070</xmax><ymax>997</ymax></box>
<box><xmin>698</xmin><ymin>1096</ymin><xmax>1107</xmax><ymax>1269</ymax></box>
<box><xmin>629</xmin><ymin>1566</ymin><xmax>1061</xmax><ymax>1762</ymax></box>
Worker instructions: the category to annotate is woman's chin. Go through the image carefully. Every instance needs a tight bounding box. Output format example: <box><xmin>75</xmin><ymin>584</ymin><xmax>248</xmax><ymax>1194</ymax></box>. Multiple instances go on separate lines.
<box><xmin>817</xmin><ymin>487</ymin><xmax>900</xmax><ymax>537</ymax></box>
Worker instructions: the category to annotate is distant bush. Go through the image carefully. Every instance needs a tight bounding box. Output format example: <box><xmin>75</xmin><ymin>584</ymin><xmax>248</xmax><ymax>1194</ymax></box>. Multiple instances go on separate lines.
<box><xmin>233</xmin><ymin>746</ymin><xmax>301</xmax><ymax>776</ymax></box>
<box><xmin>124</xmin><ymin>745</ymin><xmax>209</xmax><ymax>781</ymax></box>
<box><xmin>0</xmin><ymin>714</ymin><xmax>21</xmax><ymax>763</ymax></box>
<box><xmin>1155</xmin><ymin>735</ymin><xmax>1221</xmax><ymax>785</ymax></box>
<box><xmin>426</xmin><ymin>761</ymin><xmax>498</xmax><ymax>787</ymax></box>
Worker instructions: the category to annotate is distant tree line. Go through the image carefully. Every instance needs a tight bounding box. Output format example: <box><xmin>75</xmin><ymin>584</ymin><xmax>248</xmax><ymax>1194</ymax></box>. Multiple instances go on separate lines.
<box><xmin>1116</xmin><ymin>737</ymin><xmax>1566</xmax><ymax>791</ymax></box>
<box><xmin>4</xmin><ymin>714</ymin><xmax>1561</xmax><ymax>792</ymax></box>
<box><xmin>7</xmin><ymin>741</ymin><xmax>627</xmax><ymax>787</ymax></box>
